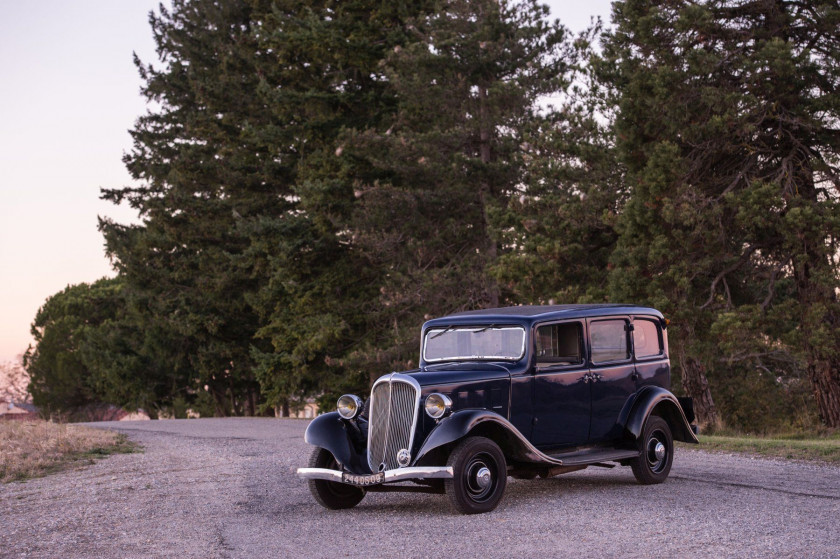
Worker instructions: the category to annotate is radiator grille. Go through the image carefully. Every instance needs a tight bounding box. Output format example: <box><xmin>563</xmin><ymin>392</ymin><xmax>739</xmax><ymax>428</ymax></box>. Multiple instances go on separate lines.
<box><xmin>367</xmin><ymin>375</ymin><xmax>419</xmax><ymax>472</ymax></box>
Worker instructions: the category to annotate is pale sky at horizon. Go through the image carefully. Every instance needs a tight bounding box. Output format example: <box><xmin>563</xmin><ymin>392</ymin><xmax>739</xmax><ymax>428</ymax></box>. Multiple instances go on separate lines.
<box><xmin>0</xmin><ymin>0</ymin><xmax>614</xmax><ymax>363</ymax></box>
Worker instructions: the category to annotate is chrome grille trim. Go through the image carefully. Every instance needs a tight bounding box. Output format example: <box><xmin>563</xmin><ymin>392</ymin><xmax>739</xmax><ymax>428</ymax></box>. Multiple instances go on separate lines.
<box><xmin>367</xmin><ymin>373</ymin><xmax>421</xmax><ymax>472</ymax></box>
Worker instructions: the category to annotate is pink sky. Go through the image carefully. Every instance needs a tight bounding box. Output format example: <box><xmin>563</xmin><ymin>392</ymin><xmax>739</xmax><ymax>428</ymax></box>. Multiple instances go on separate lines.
<box><xmin>0</xmin><ymin>0</ymin><xmax>613</xmax><ymax>363</ymax></box>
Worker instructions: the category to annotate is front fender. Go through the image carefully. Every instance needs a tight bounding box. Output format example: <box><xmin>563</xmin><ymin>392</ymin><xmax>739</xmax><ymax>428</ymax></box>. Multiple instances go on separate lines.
<box><xmin>414</xmin><ymin>409</ymin><xmax>563</xmax><ymax>466</ymax></box>
<box><xmin>625</xmin><ymin>386</ymin><xmax>699</xmax><ymax>444</ymax></box>
<box><xmin>304</xmin><ymin>412</ymin><xmax>372</xmax><ymax>474</ymax></box>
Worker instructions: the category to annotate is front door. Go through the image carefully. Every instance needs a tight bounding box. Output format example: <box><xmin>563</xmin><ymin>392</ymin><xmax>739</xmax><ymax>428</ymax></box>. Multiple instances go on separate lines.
<box><xmin>587</xmin><ymin>317</ymin><xmax>636</xmax><ymax>443</ymax></box>
<box><xmin>530</xmin><ymin>321</ymin><xmax>591</xmax><ymax>448</ymax></box>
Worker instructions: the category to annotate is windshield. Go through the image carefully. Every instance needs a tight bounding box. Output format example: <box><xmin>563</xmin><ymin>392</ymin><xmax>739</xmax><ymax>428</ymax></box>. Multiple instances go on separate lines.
<box><xmin>423</xmin><ymin>326</ymin><xmax>526</xmax><ymax>362</ymax></box>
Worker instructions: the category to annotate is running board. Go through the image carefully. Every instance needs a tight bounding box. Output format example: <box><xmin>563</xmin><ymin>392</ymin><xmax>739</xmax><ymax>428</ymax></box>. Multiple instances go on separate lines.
<box><xmin>545</xmin><ymin>448</ymin><xmax>640</xmax><ymax>467</ymax></box>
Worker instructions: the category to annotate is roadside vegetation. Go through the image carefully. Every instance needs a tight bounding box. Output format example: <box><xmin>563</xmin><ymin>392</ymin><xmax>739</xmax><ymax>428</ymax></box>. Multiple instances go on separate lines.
<box><xmin>20</xmin><ymin>0</ymin><xmax>840</xmax><ymax>434</ymax></box>
<box><xmin>679</xmin><ymin>431</ymin><xmax>840</xmax><ymax>464</ymax></box>
<box><xmin>0</xmin><ymin>421</ymin><xmax>137</xmax><ymax>483</ymax></box>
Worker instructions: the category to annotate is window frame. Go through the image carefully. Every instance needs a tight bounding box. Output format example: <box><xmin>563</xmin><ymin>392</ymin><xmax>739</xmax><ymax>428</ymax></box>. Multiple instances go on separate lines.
<box><xmin>587</xmin><ymin>317</ymin><xmax>632</xmax><ymax>366</ymax></box>
<box><xmin>422</xmin><ymin>324</ymin><xmax>527</xmax><ymax>363</ymax></box>
<box><xmin>631</xmin><ymin>317</ymin><xmax>664</xmax><ymax>361</ymax></box>
<box><xmin>532</xmin><ymin>320</ymin><xmax>586</xmax><ymax>371</ymax></box>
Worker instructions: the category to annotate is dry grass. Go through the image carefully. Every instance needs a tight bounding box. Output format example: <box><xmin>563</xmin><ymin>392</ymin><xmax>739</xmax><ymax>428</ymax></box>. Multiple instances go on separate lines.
<box><xmin>678</xmin><ymin>431</ymin><xmax>840</xmax><ymax>464</ymax></box>
<box><xmin>0</xmin><ymin>420</ymin><xmax>137</xmax><ymax>483</ymax></box>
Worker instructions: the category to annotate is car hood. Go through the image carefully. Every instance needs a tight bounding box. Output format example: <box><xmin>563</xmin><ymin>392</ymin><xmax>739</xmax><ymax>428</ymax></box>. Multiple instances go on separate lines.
<box><xmin>405</xmin><ymin>364</ymin><xmax>511</xmax><ymax>388</ymax></box>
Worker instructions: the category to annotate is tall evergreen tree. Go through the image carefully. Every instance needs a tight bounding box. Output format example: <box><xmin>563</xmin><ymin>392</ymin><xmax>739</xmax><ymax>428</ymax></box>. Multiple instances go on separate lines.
<box><xmin>599</xmin><ymin>0</ymin><xmax>840</xmax><ymax>427</ymax></box>
<box><xmin>245</xmin><ymin>1</ymin><xmax>435</xmax><ymax>410</ymax></box>
<box><xmin>100</xmin><ymin>0</ymin><xmax>281</xmax><ymax>415</ymax></box>
<box><xmin>494</xmin><ymin>26</ymin><xmax>624</xmax><ymax>305</ymax></box>
<box><xmin>345</xmin><ymin>0</ymin><xmax>572</xmax><ymax>373</ymax></box>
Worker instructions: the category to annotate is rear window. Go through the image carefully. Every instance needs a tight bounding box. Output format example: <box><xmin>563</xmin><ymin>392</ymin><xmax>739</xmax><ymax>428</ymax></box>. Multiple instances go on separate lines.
<box><xmin>633</xmin><ymin>319</ymin><xmax>662</xmax><ymax>358</ymax></box>
<box><xmin>590</xmin><ymin>319</ymin><xmax>630</xmax><ymax>363</ymax></box>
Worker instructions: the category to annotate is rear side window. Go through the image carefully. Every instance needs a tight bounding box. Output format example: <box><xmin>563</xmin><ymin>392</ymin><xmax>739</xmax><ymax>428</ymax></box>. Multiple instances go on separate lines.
<box><xmin>634</xmin><ymin>319</ymin><xmax>662</xmax><ymax>358</ymax></box>
<box><xmin>535</xmin><ymin>322</ymin><xmax>582</xmax><ymax>365</ymax></box>
<box><xmin>589</xmin><ymin>320</ymin><xmax>630</xmax><ymax>363</ymax></box>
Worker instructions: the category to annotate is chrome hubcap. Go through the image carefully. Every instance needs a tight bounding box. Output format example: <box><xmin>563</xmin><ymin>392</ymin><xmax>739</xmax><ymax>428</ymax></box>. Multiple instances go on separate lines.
<box><xmin>646</xmin><ymin>431</ymin><xmax>669</xmax><ymax>473</ymax></box>
<box><xmin>654</xmin><ymin>442</ymin><xmax>665</xmax><ymax>461</ymax></box>
<box><xmin>464</xmin><ymin>454</ymin><xmax>497</xmax><ymax>502</ymax></box>
<box><xmin>476</xmin><ymin>467</ymin><xmax>492</xmax><ymax>489</ymax></box>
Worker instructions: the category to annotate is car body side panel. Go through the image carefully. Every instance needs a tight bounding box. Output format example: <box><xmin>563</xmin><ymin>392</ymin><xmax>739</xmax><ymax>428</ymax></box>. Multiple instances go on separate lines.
<box><xmin>415</xmin><ymin>377</ymin><xmax>510</xmax><ymax>456</ymax></box>
<box><xmin>413</xmin><ymin>409</ymin><xmax>564</xmax><ymax>466</ymax></box>
<box><xmin>633</xmin><ymin>357</ymin><xmax>670</xmax><ymax>391</ymax></box>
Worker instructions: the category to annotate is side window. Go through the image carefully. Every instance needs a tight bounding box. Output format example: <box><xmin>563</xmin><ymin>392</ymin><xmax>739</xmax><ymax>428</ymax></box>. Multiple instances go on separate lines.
<box><xmin>589</xmin><ymin>320</ymin><xmax>629</xmax><ymax>363</ymax></box>
<box><xmin>634</xmin><ymin>319</ymin><xmax>662</xmax><ymax>358</ymax></box>
<box><xmin>535</xmin><ymin>322</ymin><xmax>582</xmax><ymax>365</ymax></box>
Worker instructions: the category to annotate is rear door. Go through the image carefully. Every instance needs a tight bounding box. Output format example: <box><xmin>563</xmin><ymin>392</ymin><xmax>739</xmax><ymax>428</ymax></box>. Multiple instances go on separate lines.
<box><xmin>587</xmin><ymin>317</ymin><xmax>636</xmax><ymax>443</ymax></box>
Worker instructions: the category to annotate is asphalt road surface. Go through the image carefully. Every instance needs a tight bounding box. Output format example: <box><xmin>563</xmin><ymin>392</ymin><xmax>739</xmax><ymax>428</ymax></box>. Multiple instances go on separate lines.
<box><xmin>2</xmin><ymin>418</ymin><xmax>839</xmax><ymax>558</ymax></box>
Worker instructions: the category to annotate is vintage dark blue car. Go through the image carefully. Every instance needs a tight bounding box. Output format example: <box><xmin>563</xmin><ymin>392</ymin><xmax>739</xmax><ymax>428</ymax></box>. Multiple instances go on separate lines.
<box><xmin>297</xmin><ymin>304</ymin><xmax>698</xmax><ymax>514</ymax></box>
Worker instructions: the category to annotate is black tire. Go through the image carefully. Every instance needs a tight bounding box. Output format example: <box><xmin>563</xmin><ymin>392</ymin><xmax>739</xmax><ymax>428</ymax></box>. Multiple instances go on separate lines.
<box><xmin>630</xmin><ymin>415</ymin><xmax>674</xmax><ymax>485</ymax></box>
<box><xmin>307</xmin><ymin>447</ymin><xmax>365</xmax><ymax>510</ymax></box>
<box><xmin>445</xmin><ymin>436</ymin><xmax>507</xmax><ymax>514</ymax></box>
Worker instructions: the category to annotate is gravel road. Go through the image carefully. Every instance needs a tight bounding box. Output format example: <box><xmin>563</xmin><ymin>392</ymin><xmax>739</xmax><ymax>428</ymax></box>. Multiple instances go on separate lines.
<box><xmin>2</xmin><ymin>418</ymin><xmax>838</xmax><ymax>558</ymax></box>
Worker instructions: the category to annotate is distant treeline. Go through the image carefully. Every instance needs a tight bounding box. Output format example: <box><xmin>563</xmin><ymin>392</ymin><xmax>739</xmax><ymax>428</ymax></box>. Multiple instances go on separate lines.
<box><xmin>24</xmin><ymin>0</ymin><xmax>840</xmax><ymax>432</ymax></box>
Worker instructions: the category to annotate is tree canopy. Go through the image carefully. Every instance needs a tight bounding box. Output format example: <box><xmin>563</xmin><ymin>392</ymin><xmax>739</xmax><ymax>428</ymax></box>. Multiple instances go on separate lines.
<box><xmin>26</xmin><ymin>0</ymin><xmax>840</xmax><ymax>431</ymax></box>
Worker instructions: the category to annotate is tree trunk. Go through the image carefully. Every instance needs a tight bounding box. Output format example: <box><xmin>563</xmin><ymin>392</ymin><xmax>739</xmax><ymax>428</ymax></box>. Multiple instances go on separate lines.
<box><xmin>679</xmin><ymin>352</ymin><xmax>721</xmax><ymax>430</ymax></box>
<box><xmin>478</xmin><ymin>84</ymin><xmax>499</xmax><ymax>308</ymax></box>
<box><xmin>806</xmin><ymin>357</ymin><xmax>840</xmax><ymax>428</ymax></box>
<box><xmin>246</xmin><ymin>389</ymin><xmax>256</xmax><ymax>417</ymax></box>
<box><xmin>796</xmin><ymin>259</ymin><xmax>840</xmax><ymax>428</ymax></box>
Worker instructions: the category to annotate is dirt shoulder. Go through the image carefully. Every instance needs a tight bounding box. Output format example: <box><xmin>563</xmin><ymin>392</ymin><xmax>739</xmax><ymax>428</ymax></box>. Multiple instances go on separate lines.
<box><xmin>2</xmin><ymin>418</ymin><xmax>838</xmax><ymax>559</ymax></box>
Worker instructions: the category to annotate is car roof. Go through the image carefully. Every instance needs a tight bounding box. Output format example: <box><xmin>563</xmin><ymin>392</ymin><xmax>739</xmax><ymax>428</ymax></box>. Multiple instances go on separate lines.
<box><xmin>423</xmin><ymin>304</ymin><xmax>664</xmax><ymax>329</ymax></box>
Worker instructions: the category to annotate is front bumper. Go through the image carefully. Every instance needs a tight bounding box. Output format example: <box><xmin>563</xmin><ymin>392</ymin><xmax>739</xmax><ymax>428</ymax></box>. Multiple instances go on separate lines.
<box><xmin>297</xmin><ymin>466</ymin><xmax>453</xmax><ymax>485</ymax></box>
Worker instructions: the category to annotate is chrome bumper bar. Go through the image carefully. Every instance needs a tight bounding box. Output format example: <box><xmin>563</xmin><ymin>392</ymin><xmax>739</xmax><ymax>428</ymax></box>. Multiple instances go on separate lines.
<box><xmin>297</xmin><ymin>466</ymin><xmax>453</xmax><ymax>484</ymax></box>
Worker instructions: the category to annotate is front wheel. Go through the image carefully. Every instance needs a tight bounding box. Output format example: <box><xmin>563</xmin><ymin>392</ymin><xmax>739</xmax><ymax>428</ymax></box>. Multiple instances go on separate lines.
<box><xmin>630</xmin><ymin>415</ymin><xmax>674</xmax><ymax>484</ymax></box>
<box><xmin>307</xmin><ymin>447</ymin><xmax>365</xmax><ymax>510</ymax></box>
<box><xmin>445</xmin><ymin>436</ymin><xmax>507</xmax><ymax>514</ymax></box>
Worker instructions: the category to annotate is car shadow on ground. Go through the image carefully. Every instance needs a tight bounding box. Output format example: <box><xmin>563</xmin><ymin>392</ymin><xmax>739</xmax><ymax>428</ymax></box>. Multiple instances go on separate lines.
<box><xmin>267</xmin><ymin>469</ymin><xmax>643</xmax><ymax>518</ymax></box>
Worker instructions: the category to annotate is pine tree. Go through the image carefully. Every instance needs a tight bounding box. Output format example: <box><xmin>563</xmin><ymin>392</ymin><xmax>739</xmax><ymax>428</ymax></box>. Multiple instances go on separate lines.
<box><xmin>100</xmin><ymin>0</ymin><xmax>281</xmax><ymax>415</ymax></box>
<box><xmin>345</xmin><ymin>0</ymin><xmax>571</xmax><ymax>373</ymax></box>
<box><xmin>244</xmin><ymin>1</ymin><xmax>435</xmax><ymax>410</ymax></box>
<box><xmin>599</xmin><ymin>0</ymin><xmax>840</xmax><ymax>427</ymax></box>
<box><xmin>494</xmin><ymin>25</ymin><xmax>623</xmax><ymax>305</ymax></box>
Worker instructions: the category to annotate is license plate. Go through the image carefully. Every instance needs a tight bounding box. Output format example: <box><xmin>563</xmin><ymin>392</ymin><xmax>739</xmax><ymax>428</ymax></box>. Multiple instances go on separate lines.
<box><xmin>341</xmin><ymin>472</ymin><xmax>385</xmax><ymax>486</ymax></box>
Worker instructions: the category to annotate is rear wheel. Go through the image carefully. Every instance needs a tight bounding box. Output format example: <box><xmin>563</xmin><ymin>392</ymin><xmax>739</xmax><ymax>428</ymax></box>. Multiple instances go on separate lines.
<box><xmin>630</xmin><ymin>415</ymin><xmax>673</xmax><ymax>484</ymax></box>
<box><xmin>307</xmin><ymin>447</ymin><xmax>365</xmax><ymax>510</ymax></box>
<box><xmin>445</xmin><ymin>437</ymin><xmax>507</xmax><ymax>514</ymax></box>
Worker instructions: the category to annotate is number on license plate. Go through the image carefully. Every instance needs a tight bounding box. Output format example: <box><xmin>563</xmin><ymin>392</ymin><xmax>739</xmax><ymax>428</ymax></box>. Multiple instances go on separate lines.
<box><xmin>342</xmin><ymin>472</ymin><xmax>385</xmax><ymax>486</ymax></box>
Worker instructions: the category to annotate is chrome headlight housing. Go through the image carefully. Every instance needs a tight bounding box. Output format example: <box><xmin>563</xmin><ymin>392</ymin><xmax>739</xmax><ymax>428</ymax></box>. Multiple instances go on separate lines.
<box><xmin>336</xmin><ymin>394</ymin><xmax>364</xmax><ymax>419</ymax></box>
<box><xmin>424</xmin><ymin>393</ymin><xmax>452</xmax><ymax>419</ymax></box>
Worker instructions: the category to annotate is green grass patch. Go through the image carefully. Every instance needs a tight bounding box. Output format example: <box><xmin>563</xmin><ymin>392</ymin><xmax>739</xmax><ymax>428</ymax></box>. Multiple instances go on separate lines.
<box><xmin>679</xmin><ymin>431</ymin><xmax>840</xmax><ymax>464</ymax></box>
<box><xmin>0</xmin><ymin>420</ymin><xmax>139</xmax><ymax>483</ymax></box>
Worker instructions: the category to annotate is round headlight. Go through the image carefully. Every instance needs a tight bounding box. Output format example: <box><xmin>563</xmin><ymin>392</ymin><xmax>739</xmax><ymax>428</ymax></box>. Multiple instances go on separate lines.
<box><xmin>425</xmin><ymin>393</ymin><xmax>452</xmax><ymax>419</ymax></box>
<box><xmin>337</xmin><ymin>394</ymin><xmax>363</xmax><ymax>419</ymax></box>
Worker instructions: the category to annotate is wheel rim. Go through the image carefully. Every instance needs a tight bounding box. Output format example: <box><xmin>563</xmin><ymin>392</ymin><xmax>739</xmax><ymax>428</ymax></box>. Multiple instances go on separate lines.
<box><xmin>646</xmin><ymin>430</ymin><xmax>669</xmax><ymax>473</ymax></box>
<box><xmin>463</xmin><ymin>452</ymin><xmax>498</xmax><ymax>502</ymax></box>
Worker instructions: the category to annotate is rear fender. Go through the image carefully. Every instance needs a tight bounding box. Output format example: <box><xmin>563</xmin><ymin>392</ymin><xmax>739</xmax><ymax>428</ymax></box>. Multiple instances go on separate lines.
<box><xmin>625</xmin><ymin>386</ymin><xmax>699</xmax><ymax>444</ymax></box>
<box><xmin>414</xmin><ymin>409</ymin><xmax>563</xmax><ymax>466</ymax></box>
<box><xmin>304</xmin><ymin>412</ymin><xmax>372</xmax><ymax>474</ymax></box>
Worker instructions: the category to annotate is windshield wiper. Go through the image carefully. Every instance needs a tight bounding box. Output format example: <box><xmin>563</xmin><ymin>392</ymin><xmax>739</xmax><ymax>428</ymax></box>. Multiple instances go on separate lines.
<box><xmin>472</xmin><ymin>324</ymin><xmax>499</xmax><ymax>333</ymax></box>
<box><xmin>430</xmin><ymin>325</ymin><xmax>455</xmax><ymax>339</ymax></box>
